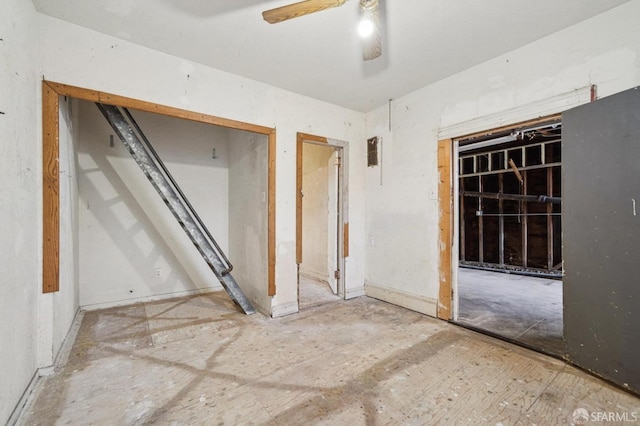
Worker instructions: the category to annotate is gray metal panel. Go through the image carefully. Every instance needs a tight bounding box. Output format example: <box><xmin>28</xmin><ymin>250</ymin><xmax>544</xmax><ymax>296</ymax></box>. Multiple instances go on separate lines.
<box><xmin>562</xmin><ymin>87</ymin><xmax>640</xmax><ymax>393</ymax></box>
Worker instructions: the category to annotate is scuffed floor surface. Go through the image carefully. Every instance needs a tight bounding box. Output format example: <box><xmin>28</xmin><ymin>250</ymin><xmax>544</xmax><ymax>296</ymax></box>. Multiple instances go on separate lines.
<box><xmin>299</xmin><ymin>275</ymin><xmax>340</xmax><ymax>309</ymax></box>
<box><xmin>20</xmin><ymin>293</ymin><xmax>639</xmax><ymax>425</ymax></box>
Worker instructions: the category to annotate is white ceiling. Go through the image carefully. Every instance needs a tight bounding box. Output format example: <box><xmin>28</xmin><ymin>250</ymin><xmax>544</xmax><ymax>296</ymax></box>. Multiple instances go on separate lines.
<box><xmin>32</xmin><ymin>0</ymin><xmax>630</xmax><ymax>112</ymax></box>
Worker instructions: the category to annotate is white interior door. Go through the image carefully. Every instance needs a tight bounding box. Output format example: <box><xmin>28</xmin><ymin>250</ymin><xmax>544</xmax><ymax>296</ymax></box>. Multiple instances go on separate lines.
<box><xmin>327</xmin><ymin>150</ymin><xmax>339</xmax><ymax>294</ymax></box>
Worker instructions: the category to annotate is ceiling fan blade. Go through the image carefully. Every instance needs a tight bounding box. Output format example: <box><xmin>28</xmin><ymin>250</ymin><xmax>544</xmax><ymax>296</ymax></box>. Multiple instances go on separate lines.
<box><xmin>263</xmin><ymin>0</ymin><xmax>347</xmax><ymax>24</ymax></box>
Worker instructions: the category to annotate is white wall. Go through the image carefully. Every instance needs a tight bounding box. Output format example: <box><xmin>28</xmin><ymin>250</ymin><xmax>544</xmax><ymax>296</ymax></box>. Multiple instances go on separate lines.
<box><xmin>228</xmin><ymin>130</ymin><xmax>270</xmax><ymax>314</ymax></box>
<box><xmin>0</xmin><ymin>0</ymin><xmax>40</xmax><ymax>423</ymax></box>
<box><xmin>54</xmin><ymin>96</ymin><xmax>80</xmax><ymax>355</ymax></box>
<box><xmin>34</xmin><ymin>96</ymin><xmax>81</xmax><ymax>406</ymax></box>
<box><xmin>364</xmin><ymin>0</ymin><xmax>640</xmax><ymax>317</ymax></box>
<box><xmin>37</xmin><ymin>13</ymin><xmax>367</xmax><ymax>318</ymax></box>
<box><xmin>77</xmin><ymin>101</ymin><xmax>230</xmax><ymax>308</ymax></box>
<box><xmin>301</xmin><ymin>143</ymin><xmax>334</xmax><ymax>282</ymax></box>
<box><xmin>12</xmin><ymin>2</ymin><xmax>638</xmax><ymax>422</ymax></box>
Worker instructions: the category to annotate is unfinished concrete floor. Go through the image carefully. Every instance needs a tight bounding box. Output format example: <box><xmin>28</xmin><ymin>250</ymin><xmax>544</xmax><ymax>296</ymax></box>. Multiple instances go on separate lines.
<box><xmin>20</xmin><ymin>292</ymin><xmax>638</xmax><ymax>425</ymax></box>
<box><xmin>457</xmin><ymin>268</ymin><xmax>564</xmax><ymax>357</ymax></box>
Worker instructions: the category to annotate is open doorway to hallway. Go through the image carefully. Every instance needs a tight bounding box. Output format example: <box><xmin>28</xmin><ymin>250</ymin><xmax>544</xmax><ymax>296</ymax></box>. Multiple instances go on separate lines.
<box><xmin>297</xmin><ymin>139</ymin><xmax>344</xmax><ymax>309</ymax></box>
<box><xmin>454</xmin><ymin>120</ymin><xmax>564</xmax><ymax>356</ymax></box>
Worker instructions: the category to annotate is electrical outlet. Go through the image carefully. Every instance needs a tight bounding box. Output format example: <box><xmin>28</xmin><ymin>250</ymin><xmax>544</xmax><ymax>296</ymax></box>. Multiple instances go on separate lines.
<box><xmin>155</xmin><ymin>268</ymin><xmax>162</xmax><ymax>278</ymax></box>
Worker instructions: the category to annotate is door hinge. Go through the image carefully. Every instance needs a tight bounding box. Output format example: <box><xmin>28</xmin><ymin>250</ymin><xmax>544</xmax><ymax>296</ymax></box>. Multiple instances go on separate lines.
<box><xmin>334</xmin><ymin>270</ymin><xmax>340</xmax><ymax>279</ymax></box>
<box><xmin>335</xmin><ymin>156</ymin><xmax>341</xmax><ymax>166</ymax></box>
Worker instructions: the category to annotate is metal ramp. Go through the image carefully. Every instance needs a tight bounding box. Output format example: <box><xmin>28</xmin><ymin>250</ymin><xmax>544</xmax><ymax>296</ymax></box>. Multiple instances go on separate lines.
<box><xmin>96</xmin><ymin>103</ymin><xmax>256</xmax><ymax>315</ymax></box>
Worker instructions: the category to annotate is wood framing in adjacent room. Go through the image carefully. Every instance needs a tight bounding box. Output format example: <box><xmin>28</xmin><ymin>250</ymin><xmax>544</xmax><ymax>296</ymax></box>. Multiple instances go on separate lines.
<box><xmin>458</xmin><ymin>131</ymin><xmax>562</xmax><ymax>274</ymax></box>
<box><xmin>42</xmin><ymin>81</ymin><xmax>277</xmax><ymax>296</ymax></box>
<box><xmin>437</xmin><ymin>114</ymin><xmax>561</xmax><ymax>321</ymax></box>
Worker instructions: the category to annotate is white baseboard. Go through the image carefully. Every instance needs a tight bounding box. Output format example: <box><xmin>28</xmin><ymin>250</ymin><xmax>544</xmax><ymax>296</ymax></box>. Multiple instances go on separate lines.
<box><xmin>7</xmin><ymin>369</ymin><xmax>39</xmax><ymax>426</ymax></box>
<box><xmin>271</xmin><ymin>300</ymin><xmax>298</xmax><ymax>318</ymax></box>
<box><xmin>365</xmin><ymin>282</ymin><xmax>438</xmax><ymax>317</ymax></box>
<box><xmin>248</xmin><ymin>299</ymin><xmax>272</xmax><ymax>317</ymax></box>
<box><xmin>54</xmin><ymin>307</ymin><xmax>84</xmax><ymax>368</ymax></box>
<box><xmin>38</xmin><ymin>366</ymin><xmax>55</xmax><ymax>377</ymax></box>
<box><xmin>9</xmin><ymin>306</ymin><xmax>83</xmax><ymax>425</ymax></box>
<box><xmin>81</xmin><ymin>287</ymin><xmax>221</xmax><ymax>311</ymax></box>
<box><xmin>345</xmin><ymin>286</ymin><xmax>366</xmax><ymax>299</ymax></box>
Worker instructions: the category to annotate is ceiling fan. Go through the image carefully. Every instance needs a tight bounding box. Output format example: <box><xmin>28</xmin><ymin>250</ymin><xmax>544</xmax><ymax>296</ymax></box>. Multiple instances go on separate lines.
<box><xmin>262</xmin><ymin>0</ymin><xmax>382</xmax><ymax>61</ymax></box>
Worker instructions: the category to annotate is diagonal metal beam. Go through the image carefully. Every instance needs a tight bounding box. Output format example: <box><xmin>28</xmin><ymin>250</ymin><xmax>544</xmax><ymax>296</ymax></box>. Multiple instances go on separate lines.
<box><xmin>96</xmin><ymin>103</ymin><xmax>256</xmax><ymax>315</ymax></box>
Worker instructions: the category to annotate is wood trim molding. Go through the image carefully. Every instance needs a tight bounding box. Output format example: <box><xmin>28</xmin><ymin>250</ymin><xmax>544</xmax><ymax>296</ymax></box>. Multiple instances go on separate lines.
<box><xmin>297</xmin><ymin>132</ymin><xmax>328</xmax><ymax>145</ymax></box>
<box><xmin>44</xmin><ymin>82</ymin><xmax>274</xmax><ymax>134</ymax></box>
<box><xmin>42</xmin><ymin>82</ymin><xmax>60</xmax><ymax>293</ymax></box>
<box><xmin>437</xmin><ymin>139</ymin><xmax>453</xmax><ymax>320</ymax></box>
<box><xmin>42</xmin><ymin>81</ymin><xmax>277</xmax><ymax>297</ymax></box>
<box><xmin>343</xmin><ymin>222</ymin><xmax>349</xmax><ymax>258</ymax></box>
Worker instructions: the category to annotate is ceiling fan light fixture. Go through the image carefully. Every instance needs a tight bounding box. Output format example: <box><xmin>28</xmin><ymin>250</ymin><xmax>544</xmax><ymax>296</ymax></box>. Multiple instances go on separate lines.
<box><xmin>261</xmin><ymin>0</ymin><xmax>382</xmax><ymax>61</ymax></box>
<box><xmin>358</xmin><ymin>0</ymin><xmax>378</xmax><ymax>38</ymax></box>
<box><xmin>358</xmin><ymin>15</ymin><xmax>375</xmax><ymax>38</ymax></box>
<box><xmin>359</xmin><ymin>0</ymin><xmax>382</xmax><ymax>60</ymax></box>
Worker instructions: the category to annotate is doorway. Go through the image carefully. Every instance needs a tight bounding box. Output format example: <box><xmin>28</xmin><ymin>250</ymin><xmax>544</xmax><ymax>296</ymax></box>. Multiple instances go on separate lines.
<box><xmin>452</xmin><ymin>119</ymin><xmax>565</xmax><ymax>357</ymax></box>
<box><xmin>296</xmin><ymin>133</ymin><xmax>346</xmax><ymax>309</ymax></box>
<box><xmin>438</xmin><ymin>88</ymin><xmax>640</xmax><ymax>394</ymax></box>
<box><xmin>72</xmin><ymin>100</ymin><xmax>270</xmax><ymax>310</ymax></box>
<box><xmin>42</xmin><ymin>81</ymin><xmax>277</xmax><ymax>310</ymax></box>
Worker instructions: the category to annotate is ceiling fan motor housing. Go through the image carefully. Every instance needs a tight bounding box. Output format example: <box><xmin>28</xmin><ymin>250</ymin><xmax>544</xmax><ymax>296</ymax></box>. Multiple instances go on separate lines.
<box><xmin>360</xmin><ymin>0</ymin><xmax>379</xmax><ymax>10</ymax></box>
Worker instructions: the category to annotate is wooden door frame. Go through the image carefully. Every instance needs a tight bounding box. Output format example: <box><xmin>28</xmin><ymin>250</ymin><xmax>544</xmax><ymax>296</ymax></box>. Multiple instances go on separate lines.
<box><xmin>296</xmin><ymin>132</ymin><xmax>349</xmax><ymax>298</ymax></box>
<box><xmin>42</xmin><ymin>81</ymin><xmax>277</xmax><ymax>296</ymax></box>
<box><xmin>437</xmin><ymin>114</ymin><xmax>561</xmax><ymax>320</ymax></box>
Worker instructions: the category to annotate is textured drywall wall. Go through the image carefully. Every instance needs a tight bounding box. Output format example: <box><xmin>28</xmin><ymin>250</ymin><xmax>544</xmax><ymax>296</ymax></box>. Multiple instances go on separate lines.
<box><xmin>77</xmin><ymin>101</ymin><xmax>230</xmax><ymax>308</ymax></box>
<box><xmin>0</xmin><ymin>0</ymin><xmax>39</xmax><ymax>423</ymax></box>
<box><xmin>364</xmin><ymin>0</ymin><xmax>640</xmax><ymax>315</ymax></box>
<box><xmin>35</xmin><ymin>96</ymin><xmax>81</xmax><ymax>389</ymax></box>
<box><xmin>53</xmin><ymin>96</ymin><xmax>80</xmax><ymax>355</ymax></box>
<box><xmin>228</xmin><ymin>130</ymin><xmax>269</xmax><ymax>314</ymax></box>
